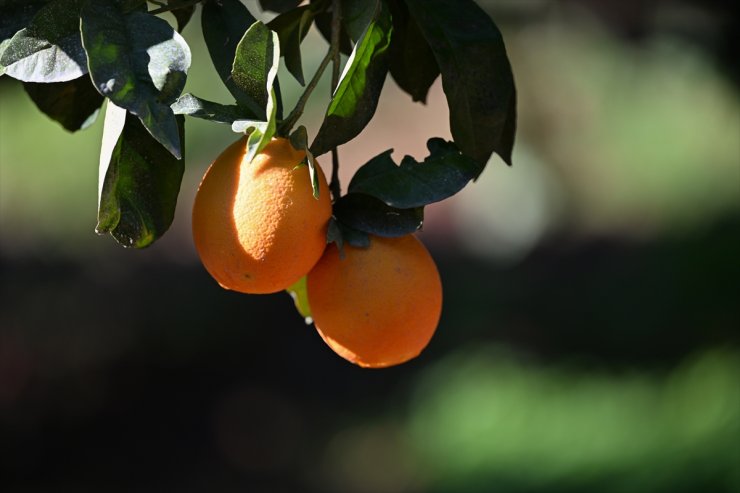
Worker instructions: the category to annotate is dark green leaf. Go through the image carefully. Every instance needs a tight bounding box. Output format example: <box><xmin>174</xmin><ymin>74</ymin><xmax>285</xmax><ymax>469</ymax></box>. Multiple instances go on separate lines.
<box><xmin>267</xmin><ymin>6</ymin><xmax>313</xmax><ymax>85</ymax></box>
<box><xmin>289</xmin><ymin>125</ymin><xmax>320</xmax><ymax>199</ymax></box>
<box><xmin>171</xmin><ymin>93</ymin><xmax>242</xmax><ymax>124</ymax></box>
<box><xmin>97</xmin><ymin>102</ymin><xmax>185</xmax><ymax>248</ymax></box>
<box><xmin>0</xmin><ymin>0</ymin><xmax>49</xmax><ymax>76</ymax></box>
<box><xmin>231</xmin><ymin>21</ymin><xmax>278</xmax><ymax>116</ymax></box>
<box><xmin>404</xmin><ymin>0</ymin><xmax>516</xmax><ymax>165</ymax></box>
<box><xmin>341</xmin><ymin>0</ymin><xmax>377</xmax><ymax>42</ymax></box>
<box><xmin>0</xmin><ymin>40</ymin><xmax>12</xmax><ymax>76</ymax></box>
<box><xmin>81</xmin><ymin>0</ymin><xmax>191</xmax><ymax>158</ymax></box>
<box><xmin>312</xmin><ymin>0</ymin><xmax>387</xmax><ymax>49</ymax></box>
<box><xmin>333</xmin><ymin>193</ymin><xmax>423</xmax><ymax>237</ymax></box>
<box><xmin>230</xmin><ymin>22</ymin><xmax>280</xmax><ymax>162</ymax></box>
<box><xmin>0</xmin><ymin>0</ymin><xmax>48</xmax><ymax>39</ymax></box>
<box><xmin>258</xmin><ymin>0</ymin><xmax>301</xmax><ymax>13</ymax></box>
<box><xmin>201</xmin><ymin>0</ymin><xmax>261</xmax><ymax>117</ymax></box>
<box><xmin>23</xmin><ymin>75</ymin><xmax>104</xmax><ymax>131</ymax></box>
<box><xmin>245</xmin><ymin>85</ymin><xmax>278</xmax><ymax>162</ymax></box>
<box><xmin>348</xmin><ymin>138</ymin><xmax>483</xmax><ymax>208</ymax></box>
<box><xmin>167</xmin><ymin>0</ymin><xmax>195</xmax><ymax>32</ymax></box>
<box><xmin>0</xmin><ymin>0</ymin><xmax>88</xmax><ymax>82</ymax></box>
<box><xmin>328</xmin><ymin>217</ymin><xmax>370</xmax><ymax>250</ymax></box>
<box><xmin>387</xmin><ymin>0</ymin><xmax>439</xmax><ymax>103</ymax></box>
<box><xmin>312</xmin><ymin>0</ymin><xmax>353</xmax><ymax>56</ymax></box>
<box><xmin>310</xmin><ymin>4</ymin><xmax>391</xmax><ymax>157</ymax></box>
<box><xmin>326</xmin><ymin>217</ymin><xmax>344</xmax><ymax>252</ymax></box>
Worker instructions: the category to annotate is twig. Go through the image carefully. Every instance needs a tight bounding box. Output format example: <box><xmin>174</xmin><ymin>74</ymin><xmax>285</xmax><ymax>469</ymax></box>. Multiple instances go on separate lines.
<box><xmin>278</xmin><ymin>47</ymin><xmax>334</xmax><ymax>136</ymax></box>
<box><xmin>329</xmin><ymin>0</ymin><xmax>342</xmax><ymax>201</ymax></box>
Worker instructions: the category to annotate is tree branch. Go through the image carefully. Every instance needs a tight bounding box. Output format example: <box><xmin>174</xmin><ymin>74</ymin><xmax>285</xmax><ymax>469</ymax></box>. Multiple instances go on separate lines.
<box><xmin>278</xmin><ymin>47</ymin><xmax>334</xmax><ymax>136</ymax></box>
<box><xmin>329</xmin><ymin>0</ymin><xmax>342</xmax><ymax>201</ymax></box>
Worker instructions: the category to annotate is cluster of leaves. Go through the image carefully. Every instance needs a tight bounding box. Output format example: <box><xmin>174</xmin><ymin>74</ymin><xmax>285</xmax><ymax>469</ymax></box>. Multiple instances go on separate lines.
<box><xmin>0</xmin><ymin>0</ymin><xmax>516</xmax><ymax>248</ymax></box>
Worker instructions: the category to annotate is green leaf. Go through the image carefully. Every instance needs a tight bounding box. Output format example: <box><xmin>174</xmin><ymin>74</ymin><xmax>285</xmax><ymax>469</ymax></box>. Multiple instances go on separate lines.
<box><xmin>348</xmin><ymin>138</ymin><xmax>483</xmax><ymax>208</ymax></box>
<box><xmin>258</xmin><ymin>0</ymin><xmax>301</xmax><ymax>13</ymax></box>
<box><xmin>81</xmin><ymin>0</ymin><xmax>191</xmax><ymax>159</ymax></box>
<box><xmin>230</xmin><ymin>23</ymin><xmax>280</xmax><ymax>163</ymax></box>
<box><xmin>387</xmin><ymin>0</ymin><xmax>439</xmax><ymax>103</ymax></box>
<box><xmin>0</xmin><ymin>40</ymin><xmax>11</xmax><ymax>76</ymax></box>
<box><xmin>171</xmin><ymin>93</ymin><xmax>242</xmax><ymax>124</ymax></box>
<box><xmin>312</xmin><ymin>0</ymin><xmax>353</xmax><ymax>56</ymax></box>
<box><xmin>0</xmin><ymin>0</ymin><xmax>49</xmax><ymax>76</ymax></box>
<box><xmin>404</xmin><ymin>0</ymin><xmax>516</xmax><ymax>165</ymax></box>
<box><xmin>333</xmin><ymin>193</ymin><xmax>423</xmax><ymax>237</ymax></box>
<box><xmin>285</xmin><ymin>276</ymin><xmax>312</xmax><ymax>324</ymax></box>
<box><xmin>341</xmin><ymin>0</ymin><xmax>377</xmax><ymax>42</ymax></box>
<box><xmin>201</xmin><ymin>0</ymin><xmax>262</xmax><ymax>117</ymax></box>
<box><xmin>231</xmin><ymin>119</ymin><xmax>267</xmax><ymax>134</ymax></box>
<box><xmin>97</xmin><ymin>102</ymin><xmax>185</xmax><ymax>248</ymax></box>
<box><xmin>245</xmin><ymin>86</ymin><xmax>278</xmax><ymax>163</ymax></box>
<box><xmin>289</xmin><ymin>125</ymin><xmax>320</xmax><ymax>199</ymax></box>
<box><xmin>23</xmin><ymin>75</ymin><xmax>104</xmax><ymax>131</ymax></box>
<box><xmin>0</xmin><ymin>0</ymin><xmax>88</xmax><ymax>82</ymax></box>
<box><xmin>231</xmin><ymin>21</ymin><xmax>279</xmax><ymax>117</ymax></box>
<box><xmin>267</xmin><ymin>6</ymin><xmax>313</xmax><ymax>85</ymax></box>
<box><xmin>310</xmin><ymin>3</ymin><xmax>392</xmax><ymax>157</ymax></box>
<box><xmin>166</xmin><ymin>0</ymin><xmax>195</xmax><ymax>33</ymax></box>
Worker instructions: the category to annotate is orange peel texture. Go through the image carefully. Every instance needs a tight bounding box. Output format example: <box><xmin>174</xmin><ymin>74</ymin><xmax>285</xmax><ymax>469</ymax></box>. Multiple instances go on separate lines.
<box><xmin>193</xmin><ymin>137</ymin><xmax>331</xmax><ymax>294</ymax></box>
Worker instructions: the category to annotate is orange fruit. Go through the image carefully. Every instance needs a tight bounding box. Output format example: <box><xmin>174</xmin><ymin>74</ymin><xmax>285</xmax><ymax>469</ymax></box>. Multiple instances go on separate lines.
<box><xmin>307</xmin><ymin>234</ymin><xmax>442</xmax><ymax>368</ymax></box>
<box><xmin>192</xmin><ymin>137</ymin><xmax>331</xmax><ymax>294</ymax></box>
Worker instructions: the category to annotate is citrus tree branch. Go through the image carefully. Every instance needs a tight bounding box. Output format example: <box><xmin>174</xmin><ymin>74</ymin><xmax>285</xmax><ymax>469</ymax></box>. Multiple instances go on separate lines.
<box><xmin>329</xmin><ymin>0</ymin><xmax>342</xmax><ymax>201</ymax></box>
<box><xmin>278</xmin><ymin>47</ymin><xmax>334</xmax><ymax>136</ymax></box>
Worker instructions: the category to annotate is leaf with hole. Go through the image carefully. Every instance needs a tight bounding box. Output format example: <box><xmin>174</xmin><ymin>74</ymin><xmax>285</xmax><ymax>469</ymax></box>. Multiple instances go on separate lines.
<box><xmin>405</xmin><ymin>0</ymin><xmax>516</xmax><ymax>166</ymax></box>
<box><xmin>348</xmin><ymin>138</ymin><xmax>484</xmax><ymax>208</ymax></box>
<box><xmin>310</xmin><ymin>3</ymin><xmax>391</xmax><ymax>157</ymax></box>
<box><xmin>97</xmin><ymin>102</ymin><xmax>185</xmax><ymax>248</ymax></box>
<box><xmin>80</xmin><ymin>0</ymin><xmax>191</xmax><ymax>158</ymax></box>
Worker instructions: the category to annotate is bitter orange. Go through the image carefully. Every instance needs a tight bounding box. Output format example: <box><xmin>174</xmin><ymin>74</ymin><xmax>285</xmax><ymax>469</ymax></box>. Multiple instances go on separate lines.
<box><xmin>307</xmin><ymin>234</ymin><xmax>442</xmax><ymax>368</ymax></box>
<box><xmin>192</xmin><ymin>137</ymin><xmax>331</xmax><ymax>294</ymax></box>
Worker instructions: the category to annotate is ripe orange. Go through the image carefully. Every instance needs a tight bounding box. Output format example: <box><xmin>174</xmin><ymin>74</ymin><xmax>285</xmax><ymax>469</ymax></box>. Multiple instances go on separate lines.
<box><xmin>192</xmin><ymin>137</ymin><xmax>331</xmax><ymax>294</ymax></box>
<box><xmin>307</xmin><ymin>235</ymin><xmax>443</xmax><ymax>368</ymax></box>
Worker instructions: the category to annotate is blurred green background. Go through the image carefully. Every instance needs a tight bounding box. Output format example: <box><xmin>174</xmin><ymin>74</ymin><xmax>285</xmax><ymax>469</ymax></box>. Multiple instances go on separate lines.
<box><xmin>1</xmin><ymin>1</ymin><xmax>739</xmax><ymax>492</ymax></box>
